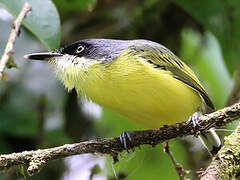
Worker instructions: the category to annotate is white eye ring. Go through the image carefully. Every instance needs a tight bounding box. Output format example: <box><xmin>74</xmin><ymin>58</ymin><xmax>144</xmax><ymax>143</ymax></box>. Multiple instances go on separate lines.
<box><xmin>76</xmin><ymin>45</ymin><xmax>84</xmax><ymax>53</ymax></box>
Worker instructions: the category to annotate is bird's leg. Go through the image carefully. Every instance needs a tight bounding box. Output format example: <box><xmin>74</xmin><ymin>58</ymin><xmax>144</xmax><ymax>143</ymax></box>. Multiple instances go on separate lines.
<box><xmin>188</xmin><ymin>112</ymin><xmax>222</xmax><ymax>155</ymax></box>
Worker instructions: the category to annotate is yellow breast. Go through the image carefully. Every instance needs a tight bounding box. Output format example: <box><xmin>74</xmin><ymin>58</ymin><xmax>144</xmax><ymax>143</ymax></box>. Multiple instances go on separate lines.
<box><xmin>76</xmin><ymin>55</ymin><xmax>202</xmax><ymax>128</ymax></box>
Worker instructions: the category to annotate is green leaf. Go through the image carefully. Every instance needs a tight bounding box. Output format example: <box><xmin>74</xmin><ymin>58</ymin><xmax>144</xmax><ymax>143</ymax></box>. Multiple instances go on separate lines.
<box><xmin>18</xmin><ymin>165</ymin><xmax>26</xmax><ymax>180</ymax></box>
<box><xmin>172</xmin><ymin>0</ymin><xmax>240</xmax><ymax>74</ymax></box>
<box><xmin>6</xmin><ymin>56</ymin><xmax>18</xmax><ymax>69</ymax></box>
<box><xmin>0</xmin><ymin>0</ymin><xmax>61</xmax><ymax>50</ymax></box>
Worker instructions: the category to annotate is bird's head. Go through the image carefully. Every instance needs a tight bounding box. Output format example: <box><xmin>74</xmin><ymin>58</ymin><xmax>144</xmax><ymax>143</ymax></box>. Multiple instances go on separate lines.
<box><xmin>24</xmin><ymin>39</ymin><xmax>133</xmax><ymax>91</ymax></box>
<box><xmin>25</xmin><ymin>39</ymin><xmax>132</xmax><ymax>69</ymax></box>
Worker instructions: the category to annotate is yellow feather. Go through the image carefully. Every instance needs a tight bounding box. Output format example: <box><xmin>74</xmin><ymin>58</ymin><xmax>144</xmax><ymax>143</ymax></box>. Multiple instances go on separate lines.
<box><xmin>69</xmin><ymin>52</ymin><xmax>202</xmax><ymax>128</ymax></box>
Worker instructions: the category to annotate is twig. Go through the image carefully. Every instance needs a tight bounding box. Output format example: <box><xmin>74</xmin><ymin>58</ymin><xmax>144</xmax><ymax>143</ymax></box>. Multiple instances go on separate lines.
<box><xmin>0</xmin><ymin>2</ymin><xmax>32</xmax><ymax>80</ymax></box>
<box><xmin>0</xmin><ymin>102</ymin><xmax>240</xmax><ymax>176</ymax></box>
<box><xmin>164</xmin><ymin>142</ymin><xmax>190</xmax><ymax>180</ymax></box>
<box><xmin>200</xmin><ymin>121</ymin><xmax>240</xmax><ymax>180</ymax></box>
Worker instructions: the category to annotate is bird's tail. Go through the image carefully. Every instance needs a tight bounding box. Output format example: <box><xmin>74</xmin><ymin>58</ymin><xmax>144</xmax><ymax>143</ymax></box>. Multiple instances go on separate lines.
<box><xmin>198</xmin><ymin>127</ymin><xmax>221</xmax><ymax>155</ymax></box>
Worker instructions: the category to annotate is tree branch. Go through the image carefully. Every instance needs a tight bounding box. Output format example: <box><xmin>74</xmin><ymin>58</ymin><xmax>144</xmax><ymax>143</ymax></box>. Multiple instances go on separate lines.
<box><xmin>0</xmin><ymin>2</ymin><xmax>32</xmax><ymax>80</ymax></box>
<box><xmin>200</xmin><ymin>121</ymin><xmax>240</xmax><ymax>180</ymax></box>
<box><xmin>164</xmin><ymin>142</ymin><xmax>190</xmax><ymax>180</ymax></box>
<box><xmin>0</xmin><ymin>102</ymin><xmax>240</xmax><ymax>176</ymax></box>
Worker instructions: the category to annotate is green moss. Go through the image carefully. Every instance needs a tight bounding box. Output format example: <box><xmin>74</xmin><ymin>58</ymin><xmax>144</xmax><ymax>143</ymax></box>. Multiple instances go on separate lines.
<box><xmin>216</xmin><ymin>123</ymin><xmax>240</xmax><ymax>179</ymax></box>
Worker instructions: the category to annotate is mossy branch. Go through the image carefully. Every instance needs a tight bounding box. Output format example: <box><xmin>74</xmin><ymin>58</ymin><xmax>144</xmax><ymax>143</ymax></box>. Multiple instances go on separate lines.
<box><xmin>200</xmin><ymin>122</ymin><xmax>240</xmax><ymax>180</ymax></box>
<box><xmin>0</xmin><ymin>102</ymin><xmax>239</xmax><ymax>176</ymax></box>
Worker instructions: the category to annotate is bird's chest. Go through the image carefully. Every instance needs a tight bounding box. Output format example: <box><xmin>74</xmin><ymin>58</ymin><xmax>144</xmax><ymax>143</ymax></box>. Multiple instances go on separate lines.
<box><xmin>79</xmin><ymin>62</ymin><xmax>202</xmax><ymax>128</ymax></box>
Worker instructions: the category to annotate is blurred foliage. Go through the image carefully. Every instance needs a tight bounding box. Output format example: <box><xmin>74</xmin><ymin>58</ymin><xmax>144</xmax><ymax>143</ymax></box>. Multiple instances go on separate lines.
<box><xmin>180</xmin><ymin>29</ymin><xmax>233</xmax><ymax>108</ymax></box>
<box><xmin>172</xmin><ymin>0</ymin><xmax>240</xmax><ymax>74</ymax></box>
<box><xmin>98</xmin><ymin>110</ymin><xmax>191</xmax><ymax>179</ymax></box>
<box><xmin>0</xmin><ymin>0</ymin><xmax>61</xmax><ymax>50</ymax></box>
<box><xmin>0</xmin><ymin>0</ymin><xmax>239</xmax><ymax>179</ymax></box>
<box><xmin>52</xmin><ymin>0</ymin><xmax>97</xmax><ymax>18</ymax></box>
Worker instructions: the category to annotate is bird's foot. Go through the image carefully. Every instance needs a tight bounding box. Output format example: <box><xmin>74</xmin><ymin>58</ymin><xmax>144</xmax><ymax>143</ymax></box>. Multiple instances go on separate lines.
<box><xmin>187</xmin><ymin>112</ymin><xmax>200</xmax><ymax>127</ymax></box>
<box><xmin>120</xmin><ymin>131</ymin><xmax>134</xmax><ymax>150</ymax></box>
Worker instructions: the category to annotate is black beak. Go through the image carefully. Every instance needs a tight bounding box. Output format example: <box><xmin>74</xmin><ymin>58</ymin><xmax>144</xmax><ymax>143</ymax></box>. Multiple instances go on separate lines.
<box><xmin>24</xmin><ymin>52</ymin><xmax>62</xmax><ymax>61</ymax></box>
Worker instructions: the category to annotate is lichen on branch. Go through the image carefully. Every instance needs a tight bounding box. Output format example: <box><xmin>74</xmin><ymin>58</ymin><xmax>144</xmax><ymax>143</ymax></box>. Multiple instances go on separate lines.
<box><xmin>201</xmin><ymin>121</ymin><xmax>240</xmax><ymax>180</ymax></box>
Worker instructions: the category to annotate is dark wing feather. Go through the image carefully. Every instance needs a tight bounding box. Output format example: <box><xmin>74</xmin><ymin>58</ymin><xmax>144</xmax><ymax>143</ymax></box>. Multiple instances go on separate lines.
<box><xmin>167</xmin><ymin>66</ymin><xmax>215</xmax><ymax>112</ymax></box>
<box><xmin>128</xmin><ymin>43</ymin><xmax>215</xmax><ymax>112</ymax></box>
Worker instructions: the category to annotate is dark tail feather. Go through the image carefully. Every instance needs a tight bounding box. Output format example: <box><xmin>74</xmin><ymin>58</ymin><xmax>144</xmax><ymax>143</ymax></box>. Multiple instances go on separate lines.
<box><xmin>199</xmin><ymin>128</ymin><xmax>221</xmax><ymax>155</ymax></box>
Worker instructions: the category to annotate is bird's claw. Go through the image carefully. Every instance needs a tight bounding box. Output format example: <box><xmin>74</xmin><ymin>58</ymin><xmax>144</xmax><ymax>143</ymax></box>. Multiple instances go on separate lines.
<box><xmin>120</xmin><ymin>131</ymin><xmax>133</xmax><ymax>150</ymax></box>
<box><xmin>187</xmin><ymin>112</ymin><xmax>200</xmax><ymax>127</ymax></box>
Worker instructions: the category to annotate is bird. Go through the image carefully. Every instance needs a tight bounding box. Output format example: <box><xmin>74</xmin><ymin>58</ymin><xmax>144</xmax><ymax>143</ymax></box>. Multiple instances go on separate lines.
<box><xmin>24</xmin><ymin>39</ymin><xmax>221</xmax><ymax>155</ymax></box>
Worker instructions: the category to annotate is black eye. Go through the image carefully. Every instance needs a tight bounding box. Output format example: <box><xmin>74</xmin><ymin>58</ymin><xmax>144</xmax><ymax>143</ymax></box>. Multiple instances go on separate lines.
<box><xmin>75</xmin><ymin>45</ymin><xmax>85</xmax><ymax>54</ymax></box>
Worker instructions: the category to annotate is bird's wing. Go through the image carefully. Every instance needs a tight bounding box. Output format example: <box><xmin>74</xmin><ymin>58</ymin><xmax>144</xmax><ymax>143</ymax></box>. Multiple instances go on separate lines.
<box><xmin>128</xmin><ymin>43</ymin><xmax>215</xmax><ymax>112</ymax></box>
